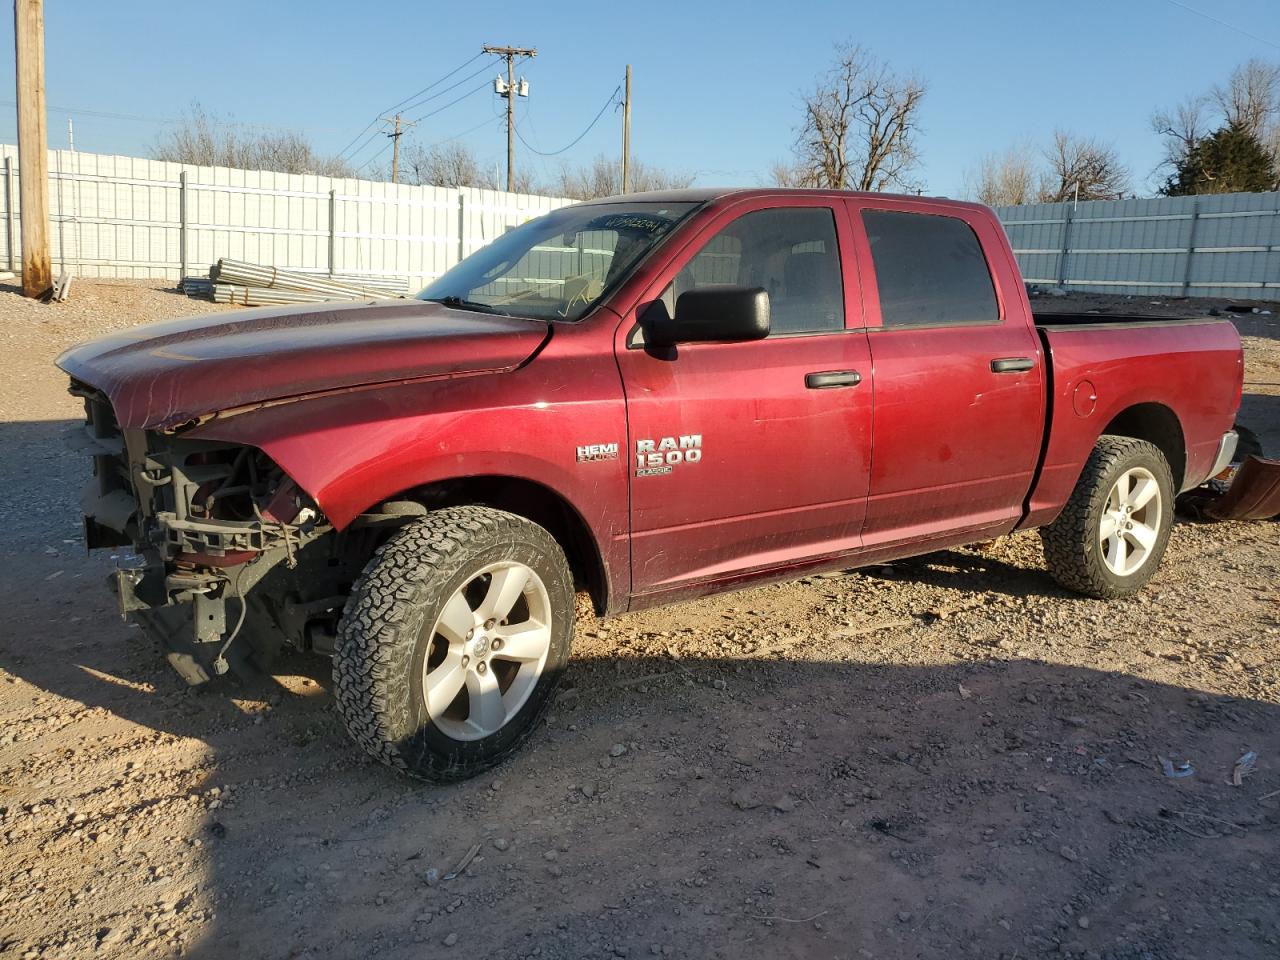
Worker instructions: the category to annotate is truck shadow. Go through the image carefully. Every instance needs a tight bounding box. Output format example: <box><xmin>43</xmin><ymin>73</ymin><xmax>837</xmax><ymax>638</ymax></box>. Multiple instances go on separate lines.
<box><xmin>2</xmin><ymin>419</ymin><xmax>1278</xmax><ymax>958</ymax></box>
<box><xmin>2</xmin><ymin>577</ymin><xmax>1279</xmax><ymax>956</ymax></box>
<box><xmin>878</xmin><ymin>548</ymin><xmax>1068</xmax><ymax>600</ymax></box>
<box><xmin>1238</xmin><ymin>392</ymin><xmax>1279</xmax><ymax>461</ymax></box>
<box><xmin>1230</xmin><ymin>311</ymin><xmax>1280</xmax><ymax>342</ymax></box>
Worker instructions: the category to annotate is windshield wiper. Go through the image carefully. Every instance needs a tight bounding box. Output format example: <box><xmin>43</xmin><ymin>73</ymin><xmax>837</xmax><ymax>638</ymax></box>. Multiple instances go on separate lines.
<box><xmin>424</xmin><ymin>295</ymin><xmax>508</xmax><ymax>316</ymax></box>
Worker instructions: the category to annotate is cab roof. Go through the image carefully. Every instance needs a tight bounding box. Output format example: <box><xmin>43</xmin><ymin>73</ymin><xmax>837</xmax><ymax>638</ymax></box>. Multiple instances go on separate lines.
<box><xmin>576</xmin><ymin>187</ymin><xmax>988</xmax><ymax>214</ymax></box>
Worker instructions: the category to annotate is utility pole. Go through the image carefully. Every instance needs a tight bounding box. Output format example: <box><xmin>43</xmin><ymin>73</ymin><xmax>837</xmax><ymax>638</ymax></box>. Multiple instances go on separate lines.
<box><xmin>13</xmin><ymin>0</ymin><xmax>51</xmax><ymax>297</ymax></box>
<box><xmin>483</xmin><ymin>44</ymin><xmax>536</xmax><ymax>192</ymax></box>
<box><xmin>621</xmin><ymin>65</ymin><xmax>632</xmax><ymax>194</ymax></box>
<box><xmin>380</xmin><ymin>113</ymin><xmax>415</xmax><ymax>184</ymax></box>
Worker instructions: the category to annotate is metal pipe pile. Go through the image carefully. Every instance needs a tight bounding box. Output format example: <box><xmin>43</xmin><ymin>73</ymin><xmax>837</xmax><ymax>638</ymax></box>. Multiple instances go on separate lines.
<box><xmin>211</xmin><ymin>283</ymin><xmax>349</xmax><ymax>306</ymax></box>
<box><xmin>212</xmin><ymin>259</ymin><xmax>406</xmax><ymax>298</ymax></box>
<box><xmin>179</xmin><ymin>277</ymin><xmax>213</xmax><ymax>298</ymax></box>
<box><xmin>180</xmin><ymin>259</ymin><xmax>409</xmax><ymax>305</ymax></box>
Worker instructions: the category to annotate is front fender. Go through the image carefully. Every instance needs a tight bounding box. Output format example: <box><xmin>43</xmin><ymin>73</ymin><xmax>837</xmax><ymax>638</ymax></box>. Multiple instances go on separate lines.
<box><xmin>186</xmin><ymin>340</ymin><xmax>629</xmax><ymax>600</ymax></box>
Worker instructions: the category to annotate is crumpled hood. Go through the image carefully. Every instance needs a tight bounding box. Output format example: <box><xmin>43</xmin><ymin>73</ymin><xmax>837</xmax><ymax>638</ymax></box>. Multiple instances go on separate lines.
<box><xmin>56</xmin><ymin>298</ymin><xmax>550</xmax><ymax>429</ymax></box>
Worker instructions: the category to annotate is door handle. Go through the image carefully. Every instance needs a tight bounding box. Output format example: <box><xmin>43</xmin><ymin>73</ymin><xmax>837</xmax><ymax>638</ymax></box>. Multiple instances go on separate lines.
<box><xmin>805</xmin><ymin>370</ymin><xmax>862</xmax><ymax>389</ymax></box>
<box><xmin>990</xmin><ymin>357</ymin><xmax>1034</xmax><ymax>374</ymax></box>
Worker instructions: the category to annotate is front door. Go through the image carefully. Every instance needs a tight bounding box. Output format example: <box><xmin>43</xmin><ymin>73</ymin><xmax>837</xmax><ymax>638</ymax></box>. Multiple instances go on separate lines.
<box><xmin>615</xmin><ymin>199</ymin><xmax>874</xmax><ymax>599</ymax></box>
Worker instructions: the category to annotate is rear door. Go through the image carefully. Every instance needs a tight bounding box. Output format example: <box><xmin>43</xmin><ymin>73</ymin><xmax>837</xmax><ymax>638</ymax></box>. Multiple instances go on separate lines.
<box><xmin>615</xmin><ymin>198</ymin><xmax>874</xmax><ymax>598</ymax></box>
<box><xmin>845</xmin><ymin>199</ymin><xmax>1044</xmax><ymax>546</ymax></box>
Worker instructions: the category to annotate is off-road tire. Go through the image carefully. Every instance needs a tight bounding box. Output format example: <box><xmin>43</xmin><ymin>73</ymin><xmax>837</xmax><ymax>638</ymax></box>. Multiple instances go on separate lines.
<box><xmin>333</xmin><ymin>506</ymin><xmax>574</xmax><ymax>782</ymax></box>
<box><xmin>1040</xmin><ymin>435</ymin><xmax>1175</xmax><ymax>600</ymax></box>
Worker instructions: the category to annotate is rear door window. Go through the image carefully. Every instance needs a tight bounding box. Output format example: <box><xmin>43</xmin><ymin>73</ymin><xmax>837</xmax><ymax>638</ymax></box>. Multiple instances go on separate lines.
<box><xmin>862</xmin><ymin>210</ymin><xmax>998</xmax><ymax>328</ymax></box>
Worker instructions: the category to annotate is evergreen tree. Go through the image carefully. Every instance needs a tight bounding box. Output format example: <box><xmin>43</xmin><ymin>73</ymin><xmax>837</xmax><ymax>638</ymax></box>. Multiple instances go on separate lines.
<box><xmin>1164</xmin><ymin>122</ymin><xmax>1277</xmax><ymax>195</ymax></box>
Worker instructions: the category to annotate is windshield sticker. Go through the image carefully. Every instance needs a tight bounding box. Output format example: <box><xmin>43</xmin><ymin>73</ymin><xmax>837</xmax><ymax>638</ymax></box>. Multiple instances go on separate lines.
<box><xmin>593</xmin><ymin>214</ymin><xmax>671</xmax><ymax>235</ymax></box>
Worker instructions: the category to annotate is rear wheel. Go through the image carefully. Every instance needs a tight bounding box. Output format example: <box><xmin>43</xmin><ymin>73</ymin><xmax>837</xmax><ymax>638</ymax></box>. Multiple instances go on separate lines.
<box><xmin>1041</xmin><ymin>436</ymin><xmax>1175</xmax><ymax>599</ymax></box>
<box><xmin>333</xmin><ymin>506</ymin><xmax>573</xmax><ymax>781</ymax></box>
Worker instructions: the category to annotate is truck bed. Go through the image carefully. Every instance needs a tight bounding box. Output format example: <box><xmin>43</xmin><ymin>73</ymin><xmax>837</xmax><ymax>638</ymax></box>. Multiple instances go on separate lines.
<box><xmin>1021</xmin><ymin>313</ymin><xmax>1243</xmax><ymax>531</ymax></box>
<box><xmin>1033</xmin><ymin>311</ymin><xmax>1222</xmax><ymax>330</ymax></box>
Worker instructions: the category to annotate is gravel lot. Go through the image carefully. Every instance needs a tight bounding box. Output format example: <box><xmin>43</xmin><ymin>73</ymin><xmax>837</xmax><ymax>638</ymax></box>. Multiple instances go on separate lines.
<box><xmin>0</xmin><ymin>281</ymin><xmax>1277</xmax><ymax>960</ymax></box>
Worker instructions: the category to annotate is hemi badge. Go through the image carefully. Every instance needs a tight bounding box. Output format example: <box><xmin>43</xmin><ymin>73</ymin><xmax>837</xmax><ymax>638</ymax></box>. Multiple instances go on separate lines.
<box><xmin>576</xmin><ymin>443</ymin><xmax>619</xmax><ymax>462</ymax></box>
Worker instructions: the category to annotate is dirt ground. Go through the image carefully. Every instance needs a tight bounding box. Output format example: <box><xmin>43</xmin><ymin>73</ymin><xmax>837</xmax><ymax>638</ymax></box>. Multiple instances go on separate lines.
<box><xmin>0</xmin><ymin>281</ymin><xmax>1277</xmax><ymax>960</ymax></box>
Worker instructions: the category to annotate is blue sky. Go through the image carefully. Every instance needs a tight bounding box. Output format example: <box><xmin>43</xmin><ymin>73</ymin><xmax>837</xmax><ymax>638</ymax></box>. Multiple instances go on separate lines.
<box><xmin>1</xmin><ymin>0</ymin><xmax>1277</xmax><ymax>197</ymax></box>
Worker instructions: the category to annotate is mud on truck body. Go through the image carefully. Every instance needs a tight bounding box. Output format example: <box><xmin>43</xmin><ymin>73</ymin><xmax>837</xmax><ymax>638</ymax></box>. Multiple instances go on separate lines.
<box><xmin>58</xmin><ymin>189</ymin><xmax>1246</xmax><ymax>781</ymax></box>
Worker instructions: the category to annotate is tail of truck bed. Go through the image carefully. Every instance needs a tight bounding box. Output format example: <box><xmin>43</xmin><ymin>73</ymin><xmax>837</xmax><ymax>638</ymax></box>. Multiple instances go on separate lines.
<box><xmin>1020</xmin><ymin>313</ymin><xmax>1243</xmax><ymax>530</ymax></box>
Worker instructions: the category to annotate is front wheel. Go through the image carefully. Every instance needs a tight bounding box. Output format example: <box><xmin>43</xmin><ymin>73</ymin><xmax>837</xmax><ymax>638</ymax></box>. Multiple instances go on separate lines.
<box><xmin>1040</xmin><ymin>436</ymin><xmax>1175</xmax><ymax>599</ymax></box>
<box><xmin>333</xmin><ymin>506</ymin><xmax>574</xmax><ymax>781</ymax></box>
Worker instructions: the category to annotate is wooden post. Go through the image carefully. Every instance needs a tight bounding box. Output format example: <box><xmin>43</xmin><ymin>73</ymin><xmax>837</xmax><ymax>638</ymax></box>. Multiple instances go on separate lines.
<box><xmin>621</xmin><ymin>65</ymin><xmax>632</xmax><ymax>193</ymax></box>
<box><xmin>14</xmin><ymin>0</ymin><xmax>52</xmax><ymax>297</ymax></box>
<box><xmin>504</xmin><ymin>56</ymin><xmax>514</xmax><ymax>192</ymax></box>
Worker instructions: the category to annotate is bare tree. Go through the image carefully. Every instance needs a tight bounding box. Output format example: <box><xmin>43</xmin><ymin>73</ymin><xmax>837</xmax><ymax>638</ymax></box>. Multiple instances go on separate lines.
<box><xmin>782</xmin><ymin>43</ymin><xmax>926</xmax><ymax>192</ymax></box>
<box><xmin>1152</xmin><ymin>94</ymin><xmax>1209</xmax><ymax>176</ymax></box>
<box><xmin>962</xmin><ymin>144</ymin><xmax>1038</xmax><ymax>207</ymax></box>
<box><xmin>1153</xmin><ymin>61</ymin><xmax>1280</xmax><ymax>192</ymax></box>
<box><xmin>396</xmin><ymin>141</ymin><xmax>490</xmax><ymax>188</ymax></box>
<box><xmin>1038</xmin><ymin>131</ymin><xmax>1130</xmax><ymax>202</ymax></box>
<box><xmin>388</xmin><ymin>142</ymin><xmax>509</xmax><ymax>190</ymax></box>
<box><xmin>768</xmin><ymin>159</ymin><xmax>809</xmax><ymax>188</ymax></box>
<box><xmin>551</xmin><ymin>155</ymin><xmax>693</xmax><ymax>200</ymax></box>
<box><xmin>1212</xmin><ymin>59</ymin><xmax>1280</xmax><ymax>138</ymax></box>
<box><xmin>378</xmin><ymin>141</ymin><xmax>540</xmax><ymax>192</ymax></box>
<box><xmin>1265</xmin><ymin>124</ymin><xmax>1280</xmax><ymax>172</ymax></box>
<box><xmin>151</xmin><ymin>102</ymin><xmax>354</xmax><ymax>177</ymax></box>
<box><xmin>1214</xmin><ymin>59</ymin><xmax>1280</xmax><ymax>173</ymax></box>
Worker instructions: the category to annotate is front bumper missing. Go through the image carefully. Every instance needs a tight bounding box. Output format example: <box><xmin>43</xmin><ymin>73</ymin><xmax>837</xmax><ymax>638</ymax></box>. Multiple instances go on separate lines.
<box><xmin>113</xmin><ymin>565</ymin><xmax>216</xmax><ymax>685</ymax></box>
<box><xmin>112</xmin><ymin>545</ymin><xmax>289</xmax><ymax>686</ymax></box>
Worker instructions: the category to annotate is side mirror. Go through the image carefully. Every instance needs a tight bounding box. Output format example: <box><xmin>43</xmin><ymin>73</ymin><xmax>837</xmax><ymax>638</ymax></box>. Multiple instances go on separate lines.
<box><xmin>646</xmin><ymin>287</ymin><xmax>770</xmax><ymax>347</ymax></box>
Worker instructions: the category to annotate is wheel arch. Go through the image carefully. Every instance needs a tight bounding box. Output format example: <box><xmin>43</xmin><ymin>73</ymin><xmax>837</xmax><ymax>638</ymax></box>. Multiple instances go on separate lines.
<box><xmin>1099</xmin><ymin>402</ymin><xmax>1186</xmax><ymax>491</ymax></box>
<box><xmin>382</xmin><ymin>475</ymin><xmax>611</xmax><ymax>616</ymax></box>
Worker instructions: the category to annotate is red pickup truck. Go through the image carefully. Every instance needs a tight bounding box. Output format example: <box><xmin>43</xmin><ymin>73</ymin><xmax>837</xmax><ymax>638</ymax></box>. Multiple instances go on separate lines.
<box><xmin>58</xmin><ymin>188</ymin><xmax>1243</xmax><ymax>781</ymax></box>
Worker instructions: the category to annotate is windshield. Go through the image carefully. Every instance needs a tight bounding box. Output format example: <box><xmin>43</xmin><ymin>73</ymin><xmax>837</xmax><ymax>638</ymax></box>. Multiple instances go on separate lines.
<box><xmin>418</xmin><ymin>201</ymin><xmax>697</xmax><ymax>321</ymax></box>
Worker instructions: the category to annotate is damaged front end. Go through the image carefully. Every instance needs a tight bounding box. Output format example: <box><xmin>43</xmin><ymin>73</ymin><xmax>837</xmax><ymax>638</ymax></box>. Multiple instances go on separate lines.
<box><xmin>72</xmin><ymin>380</ymin><xmax>334</xmax><ymax>683</ymax></box>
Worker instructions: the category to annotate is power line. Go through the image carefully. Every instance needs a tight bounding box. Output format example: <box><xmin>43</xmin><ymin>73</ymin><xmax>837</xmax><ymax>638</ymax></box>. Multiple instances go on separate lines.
<box><xmin>336</xmin><ymin>118</ymin><xmax>386</xmax><ymax>161</ymax></box>
<box><xmin>0</xmin><ymin>99</ymin><xmax>171</xmax><ymax>124</ymax></box>
<box><xmin>355</xmin><ymin>70</ymin><xmax>507</xmax><ymax>161</ymax></box>
<box><xmin>432</xmin><ymin>114</ymin><xmax>505</xmax><ymax>147</ymax></box>
<box><xmin>397</xmin><ymin>60</ymin><xmax>495</xmax><ymax>117</ymax></box>
<box><xmin>1162</xmin><ymin>0</ymin><xmax>1280</xmax><ymax>50</ymax></box>
<box><xmin>359</xmin><ymin>138</ymin><xmax>394</xmax><ymax>173</ymax></box>
<box><xmin>409</xmin><ymin>80</ymin><xmax>492</xmax><ymax>124</ymax></box>
<box><xmin>335</xmin><ymin>52</ymin><xmax>487</xmax><ymax>160</ymax></box>
<box><xmin>514</xmin><ymin>86</ymin><xmax>621</xmax><ymax>156</ymax></box>
<box><xmin>343</xmin><ymin>125</ymin><xmax>389</xmax><ymax>165</ymax></box>
<box><xmin>0</xmin><ymin>99</ymin><xmax>344</xmax><ymax>134</ymax></box>
<box><xmin>382</xmin><ymin>52</ymin><xmax>484</xmax><ymax>116</ymax></box>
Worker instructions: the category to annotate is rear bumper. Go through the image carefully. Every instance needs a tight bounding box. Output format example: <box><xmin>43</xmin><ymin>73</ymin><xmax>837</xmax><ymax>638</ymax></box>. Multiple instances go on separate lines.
<box><xmin>1207</xmin><ymin>430</ymin><xmax>1238</xmax><ymax>480</ymax></box>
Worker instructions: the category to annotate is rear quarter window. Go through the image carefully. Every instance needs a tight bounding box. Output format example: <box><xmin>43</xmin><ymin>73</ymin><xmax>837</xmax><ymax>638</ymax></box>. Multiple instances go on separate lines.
<box><xmin>862</xmin><ymin>210</ymin><xmax>999</xmax><ymax>328</ymax></box>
